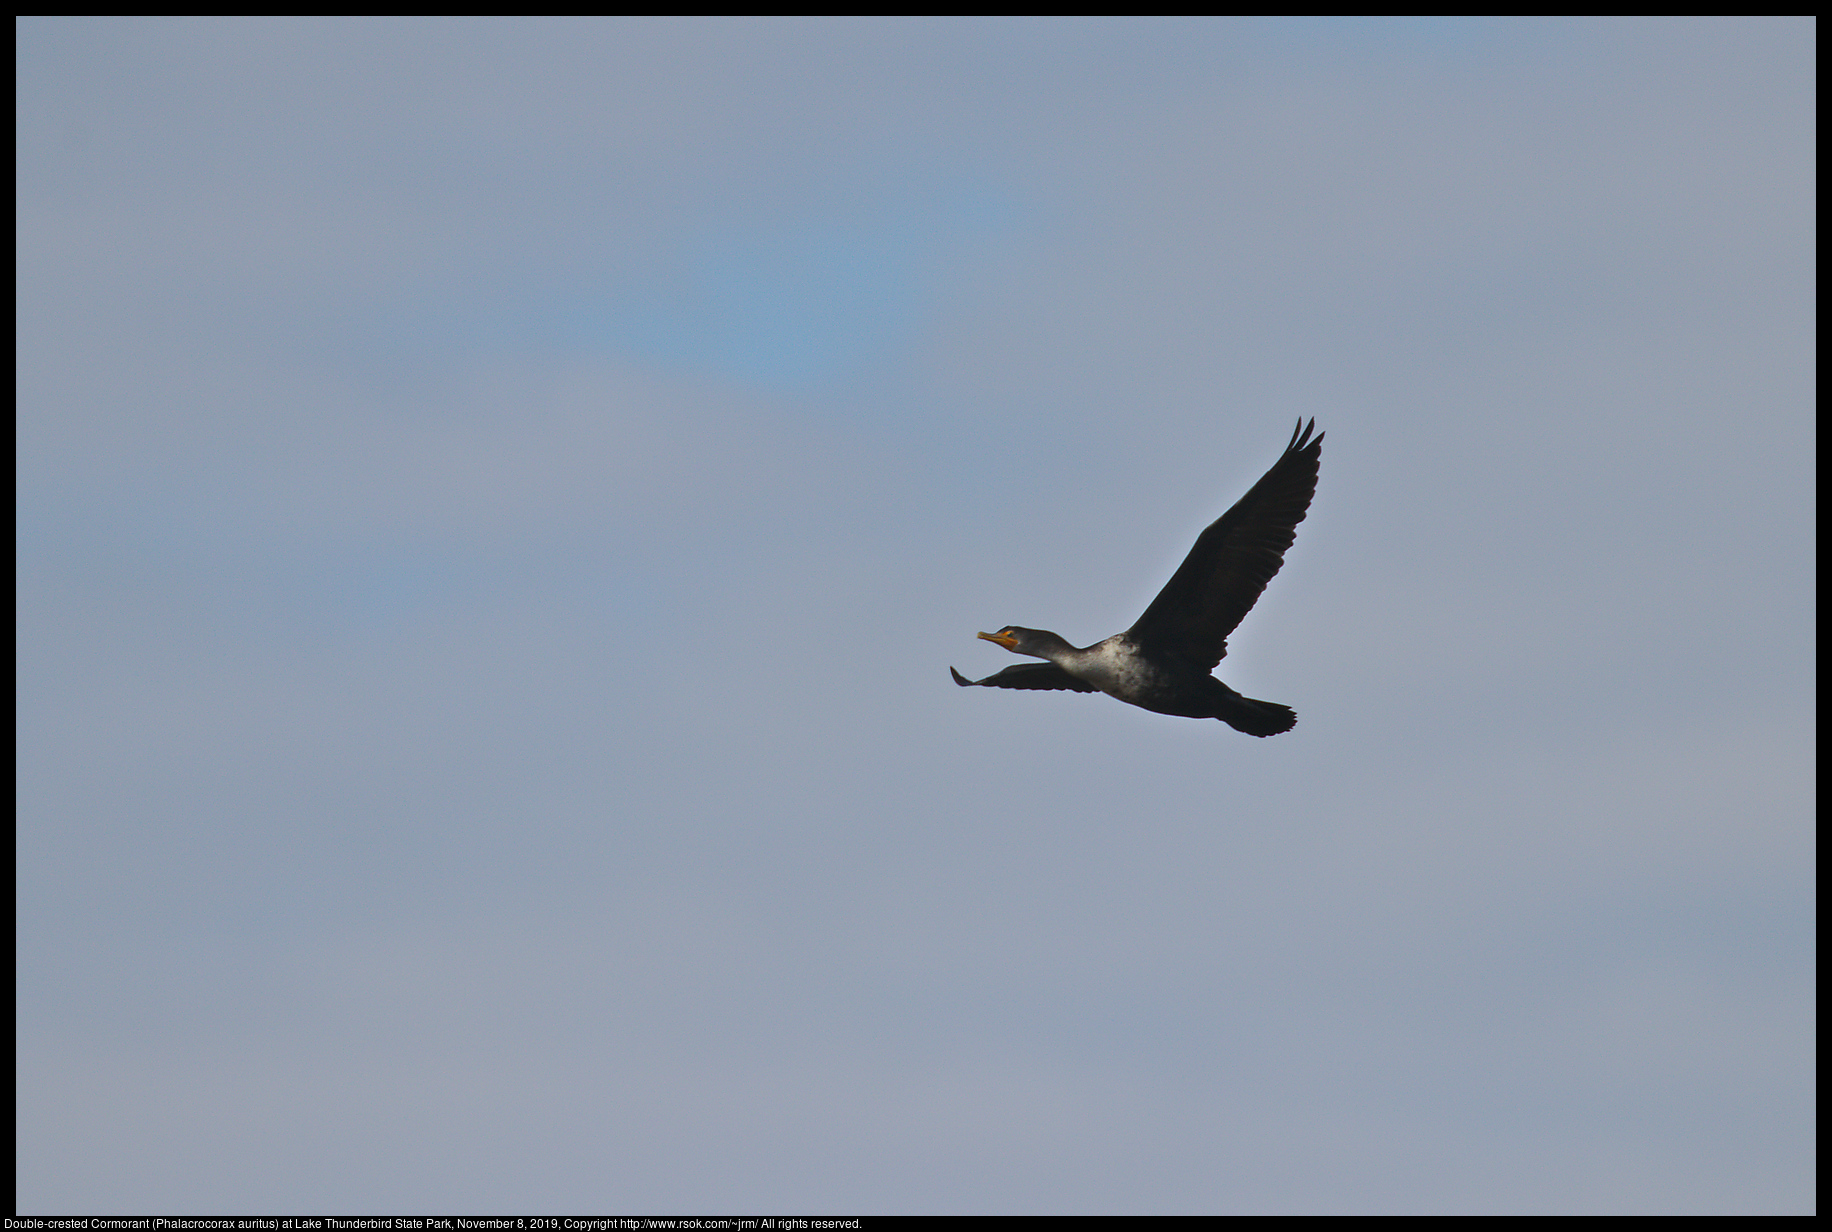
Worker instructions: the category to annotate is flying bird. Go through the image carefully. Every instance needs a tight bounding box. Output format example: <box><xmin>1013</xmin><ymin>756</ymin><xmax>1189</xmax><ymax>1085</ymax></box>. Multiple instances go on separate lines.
<box><xmin>951</xmin><ymin>419</ymin><xmax>1322</xmax><ymax>736</ymax></box>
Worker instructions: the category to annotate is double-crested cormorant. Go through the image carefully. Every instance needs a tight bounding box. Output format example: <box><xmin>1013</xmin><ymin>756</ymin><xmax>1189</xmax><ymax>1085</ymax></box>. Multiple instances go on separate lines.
<box><xmin>951</xmin><ymin>419</ymin><xmax>1322</xmax><ymax>736</ymax></box>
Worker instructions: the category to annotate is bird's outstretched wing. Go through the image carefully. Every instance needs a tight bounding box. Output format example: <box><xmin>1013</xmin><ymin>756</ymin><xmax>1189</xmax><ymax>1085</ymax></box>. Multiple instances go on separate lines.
<box><xmin>1125</xmin><ymin>418</ymin><xmax>1322</xmax><ymax>672</ymax></box>
<box><xmin>950</xmin><ymin>665</ymin><xmax>1101</xmax><ymax>692</ymax></box>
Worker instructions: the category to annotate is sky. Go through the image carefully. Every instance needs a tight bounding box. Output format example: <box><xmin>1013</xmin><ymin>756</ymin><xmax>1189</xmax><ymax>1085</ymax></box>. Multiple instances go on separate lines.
<box><xmin>16</xmin><ymin>16</ymin><xmax>1814</xmax><ymax>1216</ymax></box>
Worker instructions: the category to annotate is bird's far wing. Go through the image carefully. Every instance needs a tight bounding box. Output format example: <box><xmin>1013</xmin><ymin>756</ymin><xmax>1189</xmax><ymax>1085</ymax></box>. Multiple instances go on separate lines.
<box><xmin>1125</xmin><ymin>419</ymin><xmax>1322</xmax><ymax>671</ymax></box>
<box><xmin>951</xmin><ymin>664</ymin><xmax>1101</xmax><ymax>693</ymax></box>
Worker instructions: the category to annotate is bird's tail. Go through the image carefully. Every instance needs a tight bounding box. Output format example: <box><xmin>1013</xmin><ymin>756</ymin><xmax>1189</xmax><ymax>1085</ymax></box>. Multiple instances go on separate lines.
<box><xmin>1216</xmin><ymin>694</ymin><xmax>1297</xmax><ymax>737</ymax></box>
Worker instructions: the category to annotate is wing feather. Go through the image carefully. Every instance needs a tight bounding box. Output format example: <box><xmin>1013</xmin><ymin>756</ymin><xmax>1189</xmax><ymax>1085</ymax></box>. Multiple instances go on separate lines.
<box><xmin>950</xmin><ymin>664</ymin><xmax>1101</xmax><ymax>693</ymax></box>
<box><xmin>1125</xmin><ymin>419</ymin><xmax>1322</xmax><ymax>671</ymax></box>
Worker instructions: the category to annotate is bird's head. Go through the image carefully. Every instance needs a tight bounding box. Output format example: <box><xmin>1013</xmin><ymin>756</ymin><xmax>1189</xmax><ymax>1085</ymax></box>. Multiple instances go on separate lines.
<box><xmin>976</xmin><ymin>626</ymin><xmax>1069</xmax><ymax>659</ymax></box>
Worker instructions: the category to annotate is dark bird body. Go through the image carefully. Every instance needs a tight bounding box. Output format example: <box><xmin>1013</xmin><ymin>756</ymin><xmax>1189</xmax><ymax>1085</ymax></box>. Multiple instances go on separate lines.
<box><xmin>950</xmin><ymin>420</ymin><xmax>1323</xmax><ymax>736</ymax></box>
